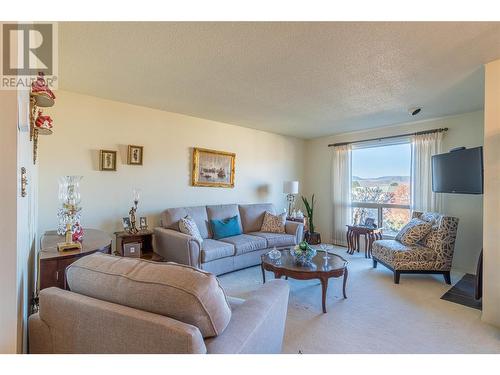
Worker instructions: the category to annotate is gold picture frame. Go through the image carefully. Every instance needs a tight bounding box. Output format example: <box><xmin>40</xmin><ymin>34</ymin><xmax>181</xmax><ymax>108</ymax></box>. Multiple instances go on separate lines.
<box><xmin>192</xmin><ymin>147</ymin><xmax>235</xmax><ymax>188</ymax></box>
<box><xmin>127</xmin><ymin>145</ymin><xmax>144</xmax><ymax>165</ymax></box>
<box><xmin>100</xmin><ymin>150</ymin><xmax>117</xmax><ymax>171</ymax></box>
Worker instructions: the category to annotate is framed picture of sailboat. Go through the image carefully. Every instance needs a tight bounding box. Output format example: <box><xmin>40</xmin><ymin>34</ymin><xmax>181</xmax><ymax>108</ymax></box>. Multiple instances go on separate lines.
<box><xmin>192</xmin><ymin>148</ymin><xmax>235</xmax><ymax>188</ymax></box>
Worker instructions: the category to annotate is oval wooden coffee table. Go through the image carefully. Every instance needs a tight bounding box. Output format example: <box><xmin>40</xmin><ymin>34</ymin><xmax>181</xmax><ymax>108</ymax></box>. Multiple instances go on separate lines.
<box><xmin>261</xmin><ymin>249</ymin><xmax>348</xmax><ymax>313</ymax></box>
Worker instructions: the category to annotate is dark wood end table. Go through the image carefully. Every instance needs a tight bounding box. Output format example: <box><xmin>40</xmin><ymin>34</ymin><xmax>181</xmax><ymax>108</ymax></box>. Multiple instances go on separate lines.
<box><xmin>346</xmin><ymin>225</ymin><xmax>383</xmax><ymax>258</ymax></box>
<box><xmin>261</xmin><ymin>248</ymin><xmax>348</xmax><ymax>313</ymax></box>
<box><xmin>114</xmin><ymin>229</ymin><xmax>162</xmax><ymax>260</ymax></box>
<box><xmin>39</xmin><ymin>228</ymin><xmax>112</xmax><ymax>291</ymax></box>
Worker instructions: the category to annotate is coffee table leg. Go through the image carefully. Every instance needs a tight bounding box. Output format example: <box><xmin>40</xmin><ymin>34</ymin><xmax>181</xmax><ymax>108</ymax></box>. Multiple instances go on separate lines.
<box><xmin>261</xmin><ymin>263</ymin><xmax>266</xmax><ymax>284</ymax></box>
<box><xmin>320</xmin><ymin>277</ymin><xmax>328</xmax><ymax>313</ymax></box>
<box><xmin>342</xmin><ymin>268</ymin><xmax>348</xmax><ymax>299</ymax></box>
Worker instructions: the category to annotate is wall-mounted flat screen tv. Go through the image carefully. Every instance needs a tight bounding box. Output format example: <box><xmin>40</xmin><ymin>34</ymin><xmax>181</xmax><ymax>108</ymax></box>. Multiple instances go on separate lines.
<box><xmin>432</xmin><ymin>146</ymin><xmax>483</xmax><ymax>194</ymax></box>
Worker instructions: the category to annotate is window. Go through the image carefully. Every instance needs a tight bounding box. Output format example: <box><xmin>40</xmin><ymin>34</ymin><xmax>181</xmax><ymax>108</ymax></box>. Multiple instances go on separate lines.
<box><xmin>351</xmin><ymin>141</ymin><xmax>411</xmax><ymax>237</ymax></box>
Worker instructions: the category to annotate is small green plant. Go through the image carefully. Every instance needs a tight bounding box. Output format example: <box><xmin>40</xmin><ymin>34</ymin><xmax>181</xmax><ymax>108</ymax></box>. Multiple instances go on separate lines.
<box><xmin>301</xmin><ymin>194</ymin><xmax>315</xmax><ymax>233</ymax></box>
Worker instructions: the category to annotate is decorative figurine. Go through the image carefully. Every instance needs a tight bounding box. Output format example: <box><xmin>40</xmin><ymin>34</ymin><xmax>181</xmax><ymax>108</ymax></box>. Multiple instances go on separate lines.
<box><xmin>31</xmin><ymin>72</ymin><xmax>56</xmax><ymax>99</ymax></box>
<box><xmin>127</xmin><ymin>189</ymin><xmax>141</xmax><ymax>234</ymax></box>
<box><xmin>34</xmin><ymin>110</ymin><xmax>54</xmax><ymax>134</ymax></box>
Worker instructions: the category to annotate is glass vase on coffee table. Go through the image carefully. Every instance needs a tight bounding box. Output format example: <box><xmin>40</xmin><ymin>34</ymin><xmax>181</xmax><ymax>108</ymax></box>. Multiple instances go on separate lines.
<box><xmin>320</xmin><ymin>243</ymin><xmax>334</xmax><ymax>259</ymax></box>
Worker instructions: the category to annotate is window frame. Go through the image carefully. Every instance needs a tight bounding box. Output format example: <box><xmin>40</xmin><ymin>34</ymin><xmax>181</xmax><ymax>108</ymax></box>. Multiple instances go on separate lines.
<box><xmin>350</xmin><ymin>137</ymin><xmax>412</xmax><ymax>237</ymax></box>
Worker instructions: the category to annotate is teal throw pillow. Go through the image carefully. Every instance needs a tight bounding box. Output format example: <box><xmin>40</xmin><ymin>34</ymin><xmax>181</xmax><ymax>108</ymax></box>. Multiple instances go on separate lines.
<box><xmin>210</xmin><ymin>216</ymin><xmax>242</xmax><ymax>240</ymax></box>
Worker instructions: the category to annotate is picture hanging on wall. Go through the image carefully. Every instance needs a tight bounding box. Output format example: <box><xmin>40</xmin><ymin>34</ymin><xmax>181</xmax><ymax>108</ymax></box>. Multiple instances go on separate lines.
<box><xmin>127</xmin><ymin>145</ymin><xmax>144</xmax><ymax>165</ymax></box>
<box><xmin>192</xmin><ymin>147</ymin><xmax>235</xmax><ymax>188</ymax></box>
<box><xmin>100</xmin><ymin>150</ymin><xmax>117</xmax><ymax>171</ymax></box>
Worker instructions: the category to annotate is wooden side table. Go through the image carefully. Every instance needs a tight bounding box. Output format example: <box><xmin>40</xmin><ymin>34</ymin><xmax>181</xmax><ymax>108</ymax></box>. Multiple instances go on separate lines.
<box><xmin>346</xmin><ymin>225</ymin><xmax>383</xmax><ymax>258</ymax></box>
<box><xmin>114</xmin><ymin>229</ymin><xmax>162</xmax><ymax>261</ymax></box>
<box><xmin>39</xmin><ymin>229</ymin><xmax>112</xmax><ymax>291</ymax></box>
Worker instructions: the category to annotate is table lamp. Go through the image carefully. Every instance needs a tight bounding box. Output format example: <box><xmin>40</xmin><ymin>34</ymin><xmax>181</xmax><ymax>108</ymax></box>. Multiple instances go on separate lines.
<box><xmin>283</xmin><ymin>181</ymin><xmax>299</xmax><ymax>215</ymax></box>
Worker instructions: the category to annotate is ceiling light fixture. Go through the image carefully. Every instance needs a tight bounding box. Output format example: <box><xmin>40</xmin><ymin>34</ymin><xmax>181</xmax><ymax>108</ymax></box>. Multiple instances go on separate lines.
<box><xmin>408</xmin><ymin>107</ymin><xmax>422</xmax><ymax>116</ymax></box>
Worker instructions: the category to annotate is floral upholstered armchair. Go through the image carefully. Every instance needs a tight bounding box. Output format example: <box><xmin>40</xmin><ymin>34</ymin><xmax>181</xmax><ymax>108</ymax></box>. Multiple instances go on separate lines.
<box><xmin>371</xmin><ymin>211</ymin><xmax>459</xmax><ymax>284</ymax></box>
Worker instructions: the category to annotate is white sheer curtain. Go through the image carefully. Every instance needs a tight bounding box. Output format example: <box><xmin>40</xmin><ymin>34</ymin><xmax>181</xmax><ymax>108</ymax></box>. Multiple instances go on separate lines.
<box><xmin>331</xmin><ymin>144</ymin><xmax>352</xmax><ymax>246</ymax></box>
<box><xmin>411</xmin><ymin>132</ymin><xmax>443</xmax><ymax>213</ymax></box>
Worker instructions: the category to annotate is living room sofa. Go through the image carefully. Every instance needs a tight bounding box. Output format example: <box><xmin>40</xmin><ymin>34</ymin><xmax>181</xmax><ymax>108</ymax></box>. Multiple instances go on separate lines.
<box><xmin>29</xmin><ymin>253</ymin><xmax>290</xmax><ymax>354</ymax></box>
<box><xmin>154</xmin><ymin>203</ymin><xmax>304</xmax><ymax>275</ymax></box>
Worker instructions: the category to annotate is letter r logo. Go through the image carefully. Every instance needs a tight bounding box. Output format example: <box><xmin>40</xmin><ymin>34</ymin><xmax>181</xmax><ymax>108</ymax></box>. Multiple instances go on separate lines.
<box><xmin>2</xmin><ymin>23</ymin><xmax>53</xmax><ymax>75</ymax></box>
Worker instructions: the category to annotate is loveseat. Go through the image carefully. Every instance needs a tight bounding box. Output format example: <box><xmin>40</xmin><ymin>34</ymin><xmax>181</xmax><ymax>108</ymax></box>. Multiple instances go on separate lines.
<box><xmin>29</xmin><ymin>253</ymin><xmax>290</xmax><ymax>354</ymax></box>
<box><xmin>154</xmin><ymin>203</ymin><xmax>304</xmax><ymax>275</ymax></box>
<box><xmin>372</xmin><ymin>211</ymin><xmax>459</xmax><ymax>284</ymax></box>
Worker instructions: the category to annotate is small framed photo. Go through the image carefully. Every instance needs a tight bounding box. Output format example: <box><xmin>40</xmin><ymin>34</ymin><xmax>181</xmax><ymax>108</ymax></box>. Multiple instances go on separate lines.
<box><xmin>364</xmin><ymin>217</ymin><xmax>376</xmax><ymax>228</ymax></box>
<box><xmin>100</xmin><ymin>150</ymin><xmax>117</xmax><ymax>171</ymax></box>
<box><xmin>128</xmin><ymin>145</ymin><xmax>144</xmax><ymax>165</ymax></box>
<box><xmin>139</xmin><ymin>217</ymin><xmax>148</xmax><ymax>230</ymax></box>
<box><xmin>122</xmin><ymin>217</ymin><xmax>131</xmax><ymax>231</ymax></box>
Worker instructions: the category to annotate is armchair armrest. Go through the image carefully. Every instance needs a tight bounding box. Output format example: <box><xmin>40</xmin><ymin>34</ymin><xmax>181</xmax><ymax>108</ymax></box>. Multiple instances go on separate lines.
<box><xmin>205</xmin><ymin>280</ymin><xmax>290</xmax><ymax>354</ymax></box>
<box><xmin>285</xmin><ymin>220</ymin><xmax>304</xmax><ymax>244</ymax></box>
<box><xmin>153</xmin><ymin>227</ymin><xmax>201</xmax><ymax>268</ymax></box>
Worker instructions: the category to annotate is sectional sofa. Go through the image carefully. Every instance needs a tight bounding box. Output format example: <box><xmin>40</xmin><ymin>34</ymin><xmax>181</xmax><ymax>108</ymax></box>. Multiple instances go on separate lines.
<box><xmin>154</xmin><ymin>203</ymin><xmax>304</xmax><ymax>275</ymax></box>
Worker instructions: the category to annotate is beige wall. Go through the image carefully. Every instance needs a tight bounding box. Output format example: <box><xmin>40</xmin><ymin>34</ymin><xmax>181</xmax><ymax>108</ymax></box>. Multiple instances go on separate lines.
<box><xmin>303</xmin><ymin>111</ymin><xmax>484</xmax><ymax>273</ymax></box>
<box><xmin>483</xmin><ymin>60</ymin><xmax>500</xmax><ymax>327</ymax></box>
<box><xmin>0</xmin><ymin>91</ymin><xmax>19</xmax><ymax>353</ymax></box>
<box><xmin>38</xmin><ymin>91</ymin><xmax>305</xmax><ymax>242</ymax></box>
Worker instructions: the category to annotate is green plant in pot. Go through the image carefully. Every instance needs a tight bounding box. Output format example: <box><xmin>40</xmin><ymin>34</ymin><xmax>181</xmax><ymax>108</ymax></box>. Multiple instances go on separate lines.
<box><xmin>301</xmin><ymin>194</ymin><xmax>321</xmax><ymax>245</ymax></box>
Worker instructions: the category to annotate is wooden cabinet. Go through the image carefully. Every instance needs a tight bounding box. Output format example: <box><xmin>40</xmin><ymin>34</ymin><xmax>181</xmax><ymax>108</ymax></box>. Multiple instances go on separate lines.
<box><xmin>39</xmin><ymin>229</ymin><xmax>112</xmax><ymax>291</ymax></box>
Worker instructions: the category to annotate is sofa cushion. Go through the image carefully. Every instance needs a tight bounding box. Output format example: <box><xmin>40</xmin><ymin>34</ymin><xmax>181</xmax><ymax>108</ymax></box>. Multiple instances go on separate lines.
<box><xmin>250</xmin><ymin>232</ymin><xmax>296</xmax><ymax>248</ymax></box>
<box><xmin>395</xmin><ymin>218</ymin><xmax>433</xmax><ymax>245</ymax></box>
<box><xmin>210</xmin><ymin>215</ymin><xmax>242</xmax><ymax>240</ymax></box>
<box><xmin>179</xmin><ymin>215</ymin><xmax>204</xmax><ymax>243</ymax></box>
<box><xmin>260</xmin><ymin>211</ymin><xmax>286</xmax><ymax>233</ymax></box>
<box><xmin>66</xmin><ymin>253</ymin><xmax>231</xmax><ymax>338</ymax></box>
<box><xmin>239</xmin><ymin>203</ymin><xmax>276</xmax><ymax>233</ymax></box>
<box><xmin>206</xmin><ymin>204</ymin><xmax>243</xmax><ymax>236</ymax></box>
<box><xmin>161</xmin><ymin>206</ymin><xmax>210</xmax><ymax>239</ymax></box>
<box><xmin>219</xmin><ymin>234</ymin><xmax>267</xmax><ymax>255</ymax></box>
<box><xmin>201</xmin><ymin>239</ymin><xmax>235</xmax><ymax>263</ymax></box>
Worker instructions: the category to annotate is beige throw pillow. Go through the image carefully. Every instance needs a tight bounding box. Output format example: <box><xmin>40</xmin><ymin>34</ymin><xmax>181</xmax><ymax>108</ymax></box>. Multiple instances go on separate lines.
<box><xmin>179</xmin><ymin>215</ymin><xmax>203</xmax><ymax>243</ymax></box>
<box><xmin>260</xmin><ymin>211</ymin><xmax>286</xmax><ymax>233</ymax></box>
<box><xmin>395</xmin><ymin>218</ymin><xmax>433</xmax><ymax>246</ymax></box>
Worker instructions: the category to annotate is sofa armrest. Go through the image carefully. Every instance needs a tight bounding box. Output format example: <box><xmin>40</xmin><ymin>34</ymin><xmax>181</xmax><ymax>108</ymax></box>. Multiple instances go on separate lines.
<box><xmin>30</xmin><ymin>287</ymin><xmax>206</xmax><ymax>354</ymax></box>
<box><xmin>285</xmin><ymin>220</ymin><xmax>304</xmax><ymax>244</ymax></box>
<box><xmin>154</xmin><ymin>227</ymin><xmax>201</xmax><ymax>268</ymax></box>
<box><xmin>205</xmin><ymin>280</ymin><xmax>290</xmax><ymax>354</ymax></box>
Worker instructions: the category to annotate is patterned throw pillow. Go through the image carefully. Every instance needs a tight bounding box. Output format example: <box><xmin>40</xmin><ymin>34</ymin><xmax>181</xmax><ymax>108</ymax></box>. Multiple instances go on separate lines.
<box><xmin>179</xmin><ymin>215</ymin><xmax>203</xmax><ymax>243</ymax></box>
<box><xmin>395</xmin><ymin>218</ymin><xmax>433</xmax><ymax>246</ymax></box>
<box><xmin>260</xmin><ymin>211</ymin><xmax>286</xmax><ymax>233</ymax></box>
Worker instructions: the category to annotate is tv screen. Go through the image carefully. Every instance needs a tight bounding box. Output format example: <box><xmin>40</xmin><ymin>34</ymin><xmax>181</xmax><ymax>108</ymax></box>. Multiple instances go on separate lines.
<box><xmin>432</xmin><ymin>147</ymin><xmax>483</xmax><ymax>194</ymax></box>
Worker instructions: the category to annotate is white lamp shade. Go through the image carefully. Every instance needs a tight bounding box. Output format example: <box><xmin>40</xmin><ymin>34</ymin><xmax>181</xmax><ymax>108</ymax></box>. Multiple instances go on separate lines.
<box><xmin>283</xmin><ymin>181</ymin><xmax>299</xmax><ymax>195</ymax></box>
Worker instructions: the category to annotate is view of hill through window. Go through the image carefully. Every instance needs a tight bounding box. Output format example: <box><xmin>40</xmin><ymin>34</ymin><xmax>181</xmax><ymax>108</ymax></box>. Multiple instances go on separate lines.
<box><xmin>351</xmin><ymin>143</ymin><xmax>411</xmax><ymax>236</ymax></box>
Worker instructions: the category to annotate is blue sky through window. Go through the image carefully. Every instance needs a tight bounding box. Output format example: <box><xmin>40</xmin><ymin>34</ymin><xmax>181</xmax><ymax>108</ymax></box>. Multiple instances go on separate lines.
<box><xmin>352</xmin><ymin>143</ymin><xmax>411</xmax><ymax>178</ymax></box>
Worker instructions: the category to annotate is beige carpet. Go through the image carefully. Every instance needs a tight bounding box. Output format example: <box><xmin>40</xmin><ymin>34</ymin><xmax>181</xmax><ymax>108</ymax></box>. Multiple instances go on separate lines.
<box><xmin>218</xmin><ymin>246</ymin><xmax>500</xmax><ymax>354</ymax></box>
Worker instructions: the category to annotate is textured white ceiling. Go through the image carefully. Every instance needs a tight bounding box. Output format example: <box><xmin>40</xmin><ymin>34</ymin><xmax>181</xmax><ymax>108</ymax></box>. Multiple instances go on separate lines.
<box><xmin>58</xmin><ymin>22</ymin><xmax>500</xmax><ymax>139</ymax></box>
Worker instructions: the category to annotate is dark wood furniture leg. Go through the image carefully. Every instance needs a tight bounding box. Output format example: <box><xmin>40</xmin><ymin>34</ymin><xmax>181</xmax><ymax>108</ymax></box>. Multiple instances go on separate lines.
<box><xmin>320</xmin><ymin>277</ymin><xmax>329</xmax><ymax>313</ymax></box>
<box><xmin>443</xmin><ymin>271</ymin><xmax>451</xmax><ymax>285</ymax></box>
<box><xmin>342</xmin><ymin>268</ymin><xmax>348</xmax><ymax>299</ymax></box>
<box><xmin>364</xmin><ymin>234</ymin><xmax>369</xmax><ymax>258</ymax></box>
<box><xmin>394</xmin><ymin>270</ymin><xmax>401</xmax><ymax>284</ymax></box>
<box><xmin>261</xmin><ymin>263</ymin><xmax>266</xmax><ymax>283</ymax></box>
<box><xmin>373</xmin><ymin>259</ymin><xmax>377</xmax><ymax>268</ymax></box>
<box><xmin>346</xmin><ymin>228</ymin><xmax>351</xmax><ymax>254</ymax></box>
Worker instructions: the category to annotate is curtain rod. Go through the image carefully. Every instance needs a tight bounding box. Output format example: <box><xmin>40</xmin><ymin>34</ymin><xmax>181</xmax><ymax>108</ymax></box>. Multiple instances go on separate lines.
<box><xmin>328</xmin><ymin>127</ymin><xmax>449</xmax><ymax>148</ymax></box>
